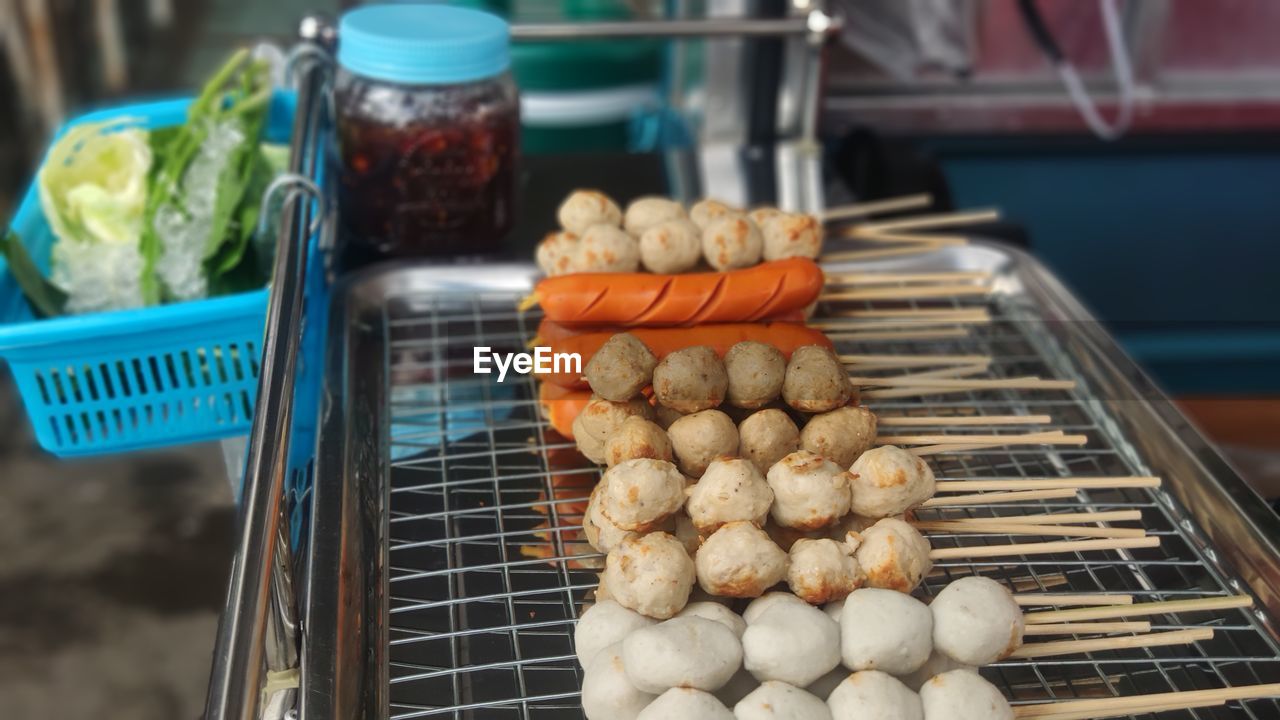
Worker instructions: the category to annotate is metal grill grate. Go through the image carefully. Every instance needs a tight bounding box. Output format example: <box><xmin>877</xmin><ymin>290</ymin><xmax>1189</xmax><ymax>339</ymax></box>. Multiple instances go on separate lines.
<box><xmin>374</xmin><ymin>270</ymin><xmax>1280</xmax><ymax>719</ymax></box>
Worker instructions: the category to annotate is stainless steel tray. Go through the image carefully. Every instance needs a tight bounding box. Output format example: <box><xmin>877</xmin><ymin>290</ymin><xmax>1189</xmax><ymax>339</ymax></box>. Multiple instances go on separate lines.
<box><xmin>301</xmin><ymin>244</ymin><xmax>1280</xmax><ymax>720</ymax></box>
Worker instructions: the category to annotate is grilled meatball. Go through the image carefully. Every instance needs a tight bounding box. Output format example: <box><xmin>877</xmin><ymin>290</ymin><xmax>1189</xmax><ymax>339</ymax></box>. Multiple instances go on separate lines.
<box><xmin>801</xmin><ymin>406</ymin><xmax>878</xmax><ymax>468</ymax></box>
<box><xmin>782</xmin><ymin>346</ymin><xmax>853</xmax><ymax>413</ymax></box>
<box><xmin>599</xmin><ymin>459</ymin><xmax>686</xmax><ymax>532</ymax></box>
<box><xmin>605</xmin><ymin>417</ymin><xmax>674</xmax><ymax>467</ymax></box>
<box><xmin>654</xmin><ymin>404</ymin><xmax>685</xmax><ymax>430</ymax></box>
<box><xmin>586</xmin><ymin>333</ymin><xmax>657</xmax><ymax>402</ymax></box>
<box><xmin>761</xmin><ymin>212</ymin><xmax>823</xmax><ymax>261</ymax></box>
<box><xmin>623</xmin><ymin>616</ymin><xmax>743</xmax><ymax>693</ymax></box>
<box><xmin>637</xmin><ymin>688</ymin><xmax>734</xmax><ymax>720</ymax></box>
<box><xmin>603</xmin><ymin>532</ymin><xmax>696</xmax><ymax>619</ymax></box>
<box><xmin>742</xmin><ymin>600</ymin><xmax>841</xmax><ymax>686</ymax></box>
<box><xmin>584</xmin><ymin>484</ymin><xmax>637</xmax><ymax>553</ymax></box>
<box><xmin>786</xmin><ymin>538</ymin><xmax>864</xmax><ymax>605</ymax></box>
<box><xmin>581</xmin><ymin>640</ymin><xmax>656</xmax><ymax>720</ymax></box>
<box><xmin>536</xmin><ymin>230</ymin><xmax>579</xmax><ymax>276</ymax></box>
<box><xmin>766</xmin><ymin>451</ymin><xmax>852</xmax><ymax>531</ymax></box>
<box><xmin>919</xmin><ymin>670</ymin><xmax>1013</xmax><ymax>720</ymax></box>
<box><xmin>735</xmin><ymin>681</ymin><xmax>833</xmax><ymax>720</ymax></box>
<box><xmin>739</xmin><ymin>409</ymin><xmax>801</xmax><ymax>475</ymax></box>
<box><xmin>575</xmin><ymin>224</ymin><xmax>641</xmax><ymax>272</ymax></box>
<box><xmin>690</xmin><ymin>198</ymin><xmax>742</xmax><ymax>231</ymax></box>
<box><xmin>848</xmin><ymin>446</ymin><xmax>936</xmax><ymax>519</ymax></box>
<box><xmin>822</xmin><ymin>599</ymin><xmax>845</xmax><ymax>626</ymax></box>
<box><xmin>855</xmin><ymin>518</ymin><xmax>933</xmax><ymax>593</ymax></box>
<box><xmin>575</xmin><ymin>600</ymin><xmax>657</xmax><ymax>667</ymax></box>
<box><xmin>559</xmin><ymin>190</ymin><xmax>623</xmax><ymax>235</ymax></box>
<box><xmin>827</xmin><ymin>670</ymin><xmax>923</xmax><ymax>720</ymax></box>
<box><xmin>695</xmin><ymin>521</ymin><xmax>788</xmax><ymax>598</ymax></box>
<box><xmin>639</xmin><ymin>218</ymin><xmax>703</xmax><ymax>274</ymax></box>
<box><xmin>931</xmin><ymin>577</ymin><xmax>1025</xmax><ymax>666</ymax></box>
<box><xmin>685</xmin><ymin>457</ymin><xmax>774</xmax><ymax>534</ymax></box>
<box><xmin>840</xmin><ymin>588</ymin><xmax>933</xmax><ymax>675</ymax></box>
<box><xmin>747</xmin><ymin>206</ymin><xmax>784</xmax><ymax>227</ymax></box>
<box><xmin>724</xmin><ymin>341</ymin><xmax>787</xmax><ymax>409</ymax></box>
<box><xmin>703</xmin><ymin>216</ymin><xmax>764</xmax><ymax>271</ymax></box>
<box><xmin>653</xmin><ymin>346</ymin><xmax>728</xmax><ymax>414</ymax></box>
<box><xmin>625</xmin><ymin>196</ymin><xmax>687</xmax><ymax>237</ymax></box>
<box><xmin>575</xmin><ymin>396</ymin><xmax>655</xmax><ymax>464</ymax></box>
<box><xmin>668</xmin><ymin>410</ymin><xmax>739</xmax><ymax>478</ymax></box>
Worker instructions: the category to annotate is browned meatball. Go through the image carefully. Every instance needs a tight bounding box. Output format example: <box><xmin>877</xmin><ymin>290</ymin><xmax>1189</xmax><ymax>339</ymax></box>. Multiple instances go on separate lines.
<box><xmin>574</xmin><ymin>395</ymin><xmax>656</xmax><ymax>464</ymax></box>
<box><xmin>782</xmin><ymin>346</ymin><xmax>853</xmax><ymax>413</ymax></box>
<box><xmin>738</xmin><ymin>409</ymin><xmax>800</xmax><ymax>475</ymax></box>
<box><xmin>653</xmin><ymin>346</ymin><xmax>728</xmax><ymax>414</ymax></box>
<box><xmin>724</xmin><ymin>341</ymin><xmax>786</xmax><ymax>409</ymax></box>
<box><xmin>667</xmin><ymin>409</ymin><xmax>739</xmax><ymax>477</ymax></box>
<box><xmin>605</xmin><ymin>417</ymin><xmax>674</xmax><ymax>467</ymax></box>
<box><xmin>654</xmin><ymin>404</ymin><xmax>686</xmax><ymax>430</ymax></box>
<box><xmin>585</xmin><ymin>333</ymin><xmax>657</xmax><ymax>402</ymax></box>
<box><xmin>800</xmin><ymin>406</ymin><xmax>878</xmax><ymax>467</ymax></box>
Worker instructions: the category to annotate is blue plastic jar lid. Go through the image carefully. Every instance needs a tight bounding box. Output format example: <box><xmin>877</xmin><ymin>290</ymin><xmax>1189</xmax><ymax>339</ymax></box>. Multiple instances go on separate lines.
<box><xmin>338</xmin><ymin>4</ymin><xmax>511</xmax><ymax>85</ymax></box>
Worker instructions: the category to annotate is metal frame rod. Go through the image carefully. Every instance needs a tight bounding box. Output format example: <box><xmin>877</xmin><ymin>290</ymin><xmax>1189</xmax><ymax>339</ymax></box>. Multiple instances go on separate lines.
<box><xmin>203</xmin><ymin>45</ymin><xmax>326</xmax><ymax>720</ymax></box>
<box><xmin>510</xmin><ymin>12</ymin><xmax>840</xmax><ymax>40</ymax></box>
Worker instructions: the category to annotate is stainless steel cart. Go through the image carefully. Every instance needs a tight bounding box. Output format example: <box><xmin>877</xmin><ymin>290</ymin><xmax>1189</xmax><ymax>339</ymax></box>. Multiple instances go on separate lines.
<box><xmin>204</xmin><ymin>16</ymin><xmax>1280</xmax><ymax>720</ymax></box>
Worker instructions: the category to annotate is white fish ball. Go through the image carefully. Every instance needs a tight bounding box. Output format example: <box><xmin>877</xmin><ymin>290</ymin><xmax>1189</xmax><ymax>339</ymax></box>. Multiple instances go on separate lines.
<box><xmin>742</xmin><ymin>602</ymin><xmax>841</xmax><ymax>687</ymax></box>
<box><xmin>575</xmin><ymin>600</ymin><xmax>657</xmax><ymax>667</ymax></box>
<box><xmin>582</xmin><ymin>641</ymin><xmax>656</xmax><ymax>720</ymax></box>
<box><xmin>827</xmin><ymin>670</ymin><xmax>923</xmax><ymax>720</ymax></box>
<box><xmin>734</xmin><ymin>681</ymin><xmax>832</xmax><ymax>720</ymax></box>
<box><xmin>840</xmin><ymin>588</ymin><xmax>933</xmax><ymax>675</ymax></box>
<box><xmin>623</xmin><ymin>616</ymin><xmax>743</xmax><ymax>693</ymax></box>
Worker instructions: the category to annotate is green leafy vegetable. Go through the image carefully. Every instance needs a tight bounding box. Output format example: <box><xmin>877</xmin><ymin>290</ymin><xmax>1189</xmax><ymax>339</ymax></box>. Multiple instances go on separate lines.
<box><xmin>1</xmin><ymin>231</ymin><xmax>67</xmax><ymax>318</ymax></box>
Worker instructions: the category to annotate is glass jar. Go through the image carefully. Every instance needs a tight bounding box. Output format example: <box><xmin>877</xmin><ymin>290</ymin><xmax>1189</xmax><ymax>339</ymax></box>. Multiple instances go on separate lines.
<box><xmin>334</xmin><ymin>5</ymin><xmax>520</xmax><ymax>268</ymax></box>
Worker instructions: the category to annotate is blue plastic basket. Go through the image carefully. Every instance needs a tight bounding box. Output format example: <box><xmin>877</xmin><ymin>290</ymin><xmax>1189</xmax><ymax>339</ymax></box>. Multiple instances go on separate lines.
<box><xmin>0</xmin><ymin>92</ymin><xmax>296</xmax><ymax>457</ymax></box>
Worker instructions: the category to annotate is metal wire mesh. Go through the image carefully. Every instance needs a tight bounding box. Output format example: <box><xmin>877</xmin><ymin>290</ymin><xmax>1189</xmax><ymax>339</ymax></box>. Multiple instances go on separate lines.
<box><xmin>376</xmin><ymin>279</ymin><xmax>1280</xmax><ymax>720</ymax></box>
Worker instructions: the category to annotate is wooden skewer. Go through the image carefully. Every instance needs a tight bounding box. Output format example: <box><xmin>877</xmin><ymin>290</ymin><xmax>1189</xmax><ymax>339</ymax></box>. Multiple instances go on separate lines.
<box><xmin>824</xmin><ymin>270</ymin><xmax>993</xmax><ymax>286</ymax></box>
<box><xmin>829</xmin><ymin>328</ymin><xmax>972</xmax><ymax>343</ymax></box>
<box><xmin>818</xmin><ymin>319</ymin><xmax>989</xmax><ymax>333</ymax></box>
<box><xmin>877</xmin><ymin>414</ymin><xmax>1052</xmax><ymax>427</ymax></box>
<box><xmin>1023</xmin><ymin>595</ymin><xmax>1254</xmax><ymax>624</ymax></box>
<box><xmin>852</xmin><ymin>208</ymin><xmax>1002</xmax><ymax>236</ymax></box>
<box><xmin>935</xmin><ymin>510</ymin><xmax>1143</xmax><ymax>525</ymax></box>
<box><xmin>1009</xmin><ymin>627</ymin><xmax>1214</xmax><ymax>659</ymax></box>
<box><xmin>1013</xmin><ymin>683</ymin><xmax>1280</xmax><ymax>720</ymax></box>
<box><xmin>863</xmin><ymin>364</ymin><xmax>990</xmax><ymax>386</ymax></box>
<box><xmin>879</xmin><ymin>431</ymin><xmax>1086</xmax><ymax>447</ymax></box>
<box><xmin>915</xmin><ymin>521</ymin><xmax>1145</xmax><ymax>539</ymax></box>
<box><xmin>928</xmin><ymin>536</ymin><xmax>1160</xmax><ymax>560</ymax></box>
<box><xmin>821</xmin><ymin>193</ymin><xmax>932</xmax><ymax>222</ymax></box>
<box><xmin>911</xmin><ymin>439</ymin><xmax>1088</xmax><ymax>457</ymax></box>
<box><xmin>821</xmin><ymin>284</ymin><xmax>992</xmax><ymax>301</ymax></box>
<box><xmin>821</xmin><ymin>241</ymin><xmax>954</xmax><ymax>263</ymax></box>
<box><xmin>1022</xmin><ymin>621</ymin><xmax>1151</xmax><ymax>636</ymax></box>
<box><xmin>922</xmin><ymin>488</ymin><xmax>1080</xmax><ymax>507</ymax></box>
<box><xmin>837</xmin><ymin>352</ymin><xmax>992</xmax><ymax>367</ymax></box>
<box><xmin>850</xmin><ymin>376</ymin><xmax>1076</xmax><ymax>390</ymax></box>
<box><xmin>840</xmin><ymin>230</ymin><xmax>972</xmax><ymax>245</ymax></box>
<box><xmin>823</xmin><ymin>309</ymin><xmax>991</xmax><ymax>321</ymax></box>
<box><xmin>934</xmin><ymin>478</ymin><xmax>1160</xmax><ymax>493</ymax></box>
<box><xmin>1013</xmin><ymin>593</ymin><xmax>1133</xmax><ymax>607</ymax></box>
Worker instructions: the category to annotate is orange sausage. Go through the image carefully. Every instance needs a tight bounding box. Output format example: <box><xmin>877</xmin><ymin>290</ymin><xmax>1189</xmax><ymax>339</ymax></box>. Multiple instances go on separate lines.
<box><xmin>539</xmin><ymin>382</ymin><xmax>594</xmax><ymax>437</ymax></box>
<box><xmin>532</xmin><ymin>258</ymin><xmax>823</xmax><ymax>326</ymax></box>
<box><xmin>534</xmin><ymin>310</ymin><xmax>808</xmax><ymax>345</ymax></box>
<box><xmin>539</xmin><ymin>322</ymin><xmax>833</xmax><ymax>389</ymax></box>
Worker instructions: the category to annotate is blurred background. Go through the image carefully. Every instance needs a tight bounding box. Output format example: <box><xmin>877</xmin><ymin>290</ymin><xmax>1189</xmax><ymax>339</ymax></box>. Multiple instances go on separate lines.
<box><xmin>1</xmin><ymin>0</ymin><xmax>1278</xmax><ymax>717</ymax></box>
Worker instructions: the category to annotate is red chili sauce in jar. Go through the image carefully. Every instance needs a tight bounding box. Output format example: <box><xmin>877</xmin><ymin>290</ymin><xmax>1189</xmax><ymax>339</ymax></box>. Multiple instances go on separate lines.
<box><xmin>334</xmin><ymin>4</ymin><xmax>519</xmax><ymax>269</ymax></box>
